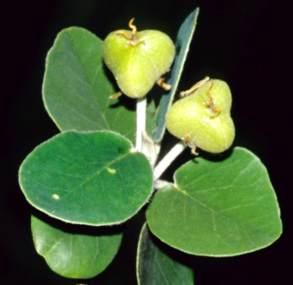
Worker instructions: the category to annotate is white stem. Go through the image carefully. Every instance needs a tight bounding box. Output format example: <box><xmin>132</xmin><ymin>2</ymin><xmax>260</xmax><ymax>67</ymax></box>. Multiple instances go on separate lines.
<box><xmin>135</xmin><ymin>98</ymin><xmax>147</xmax><ymax>152</ymax></box>
<box><xmin>154</xmin><ymin>179</ymin><xmax>172</xmax><ymax>189</ymax></box>
<box><xmin>154</xmin><ymin>142</ymin><xmax>186</xmax><ymax>180</ymax></box>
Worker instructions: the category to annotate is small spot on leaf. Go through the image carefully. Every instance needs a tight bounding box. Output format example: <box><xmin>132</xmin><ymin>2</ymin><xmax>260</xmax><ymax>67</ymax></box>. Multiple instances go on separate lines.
<box><xmin>52</xmin><ymin>193</ymin><xmax>60</xmax><ymax>200</ymax></box>
<box><xmin>107</xmin><ymin>167</ymin><xmax>117</xmax><ymax>174</ymax></box>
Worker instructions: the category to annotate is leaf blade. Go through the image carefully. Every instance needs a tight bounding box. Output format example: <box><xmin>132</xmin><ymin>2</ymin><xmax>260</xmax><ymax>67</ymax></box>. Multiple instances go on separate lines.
<box><xmin>136</xmin><ymin>224</ymin><xmax>194</xmax><ymax>285</ymax></box>
<box><xmin>152</xmin><ymin>8</ymin><xmax>200</xmax><ymax>142</ymax></box>
<box><xmin>43</xmin><ymin>27</ymin><xmax>135</xmax><ymax>140</ymax></box>
<box><xmin>147</xmin><ymin>147</ymin><xmax>282</xmax><ymax>256</ymax></box>
<box><xmin>19</xmin><ymin>131</ymin><xmax>153</xmax><ymax>226</ymax></box>
<box><xmin>31</xmin><ymin>215</ymin><xmax>122</xmax><ymax>279</ymax></box>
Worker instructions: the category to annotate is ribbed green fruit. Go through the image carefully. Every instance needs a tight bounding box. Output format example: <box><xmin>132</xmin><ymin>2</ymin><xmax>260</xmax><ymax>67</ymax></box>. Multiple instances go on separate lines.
<box><xmin>103</xmin><ymin>28</ymin><xmax>175</xmax><ymax>98</ymax></box>
<box><xmin>166</xmin><ymin>79</ymin><xmax>235</xmax><ymax>153</ymax></box>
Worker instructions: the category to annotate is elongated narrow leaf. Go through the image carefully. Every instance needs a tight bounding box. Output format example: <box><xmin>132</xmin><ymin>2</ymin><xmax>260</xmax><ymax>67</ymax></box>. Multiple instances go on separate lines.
<box><xmin>153</xmin><ymin>8</ymin><xmax>200</xmax><ymax>142</ymax></box>
<box><xmin>31</xmin><ymin>215</ymin><xmax>122</xmax><ymax>279</ymax></box>
<box><xmin>43</xmin><ymin>27</ymin><xmax>135</xmax><ymax>140</ymax></box>
<box><xmin>137</xmin><ymin>224</ymin><xmax>194</xmax><ymax>285</ymax></box>
<box><xmin>19</xmin><ymin>131</ymin><xmax>153</xmax><ymax>226</ymax></box>
<box><xmin>147</xmin><ymin>147</ymin><xmax>282</xmax><ymax>256</ymax></box>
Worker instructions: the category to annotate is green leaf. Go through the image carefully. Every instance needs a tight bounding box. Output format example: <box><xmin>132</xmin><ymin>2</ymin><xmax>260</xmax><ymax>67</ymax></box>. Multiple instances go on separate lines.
<box><xmin>152</xmin><ymin>8</ymin><xmax>200</xmax><ymax>142</ymax></box>
<box><xmin>147</xmin><ymin>147</ymin><xmax>282</xmax><ymax>256</ymax></box>
<box><xmin>19</xmin><ymin>131</ymin><xmax>153</xmax><ymax>226</ymax></box>
<box><xmin>136</xmin><ymin>224</ymin><xmax>194</xmax><ymax>285</ymax></box>
<box><xmin>31</xmin><ymin>215</ymin><xmax>122</xmax><ymax>279</ymax></box>
<box><xmin>43</xmin><ymin>27</ymin><xmax>135</xmax><ymax>140</ymax></box>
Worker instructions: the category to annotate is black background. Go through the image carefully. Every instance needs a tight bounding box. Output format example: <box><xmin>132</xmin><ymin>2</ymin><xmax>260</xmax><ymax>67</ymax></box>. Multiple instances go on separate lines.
<box><xmin>2</xmin><ymin>0</ymin><xmax>291</xmax><ymax>284</ymax></box>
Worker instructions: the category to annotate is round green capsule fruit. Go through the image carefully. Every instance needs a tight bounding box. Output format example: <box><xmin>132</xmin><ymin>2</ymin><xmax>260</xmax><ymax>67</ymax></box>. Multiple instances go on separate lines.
<box><xmin>103</xmin><ymin>19</ymin><xmax>175</xmax><ymax>98</ymax></box>
<box><xmin>166</xmin><ymin>79</ymin><xmax>235</xmax><ymax>153</ymax></box>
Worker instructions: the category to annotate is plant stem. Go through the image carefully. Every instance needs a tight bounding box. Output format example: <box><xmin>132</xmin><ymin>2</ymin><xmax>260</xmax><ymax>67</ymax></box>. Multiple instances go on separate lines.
<box><xmin>154</xmin><ymin>179</ymin><xmax>172</xmax><ymax>189</ymax></box>
<box><xmin>154</xmin><ymin>142</ymin><xmax>186</xmax><ymax>180</ymax></box>
<box><xmin>136</xmin><ymin>98</ymin><xmax>147</xmax><ymax>152</ymax></box>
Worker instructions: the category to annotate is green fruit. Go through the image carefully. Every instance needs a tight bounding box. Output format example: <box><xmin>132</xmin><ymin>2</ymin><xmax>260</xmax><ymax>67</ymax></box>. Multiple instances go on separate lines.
<box><xmin>166</xmin><ymin>79</ymin><xmax>235</xmax><ymax>153</ymax></box>
<box><xmin>103</xmin><ymin>21</ymin><xmax>175</xmax><ymax>98</ymax></box>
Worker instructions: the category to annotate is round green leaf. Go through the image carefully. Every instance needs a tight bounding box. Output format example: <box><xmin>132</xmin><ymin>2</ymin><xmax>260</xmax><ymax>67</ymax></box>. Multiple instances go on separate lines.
<box><xmin>136</xmin><ymin>224</ymin><xmax>194</xmax><ymax>285</ymax></box>
<box><xmin>31</xmin><ymin>215</ymin><xmax>122</xmax><ymax>279</ymax></box>
<box><xmin>43</xmin><ymin>27</ymin><xmax>135</xmax><ymax>140</ymax></box>
<box><xmin>147</xmin><ymin>147</ymin><xmax>282</xmax><ymax>256</ymax></box>
<box><xmin>19</xmin><ymin>131</ymin><xmax>153</xmax><ymax>225</ymax></box>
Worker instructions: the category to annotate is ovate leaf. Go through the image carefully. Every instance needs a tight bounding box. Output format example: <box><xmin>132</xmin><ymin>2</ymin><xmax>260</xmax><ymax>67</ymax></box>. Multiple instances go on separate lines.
<box><xmin>19</xmin><ymin>131</ymin><xmax>153</xmax><ymax>226</ymax></box>
<box><xmin>136</xmin><ymin>224</ymin><xmax>194</xmax><ymax>285</ymax></box>
<box><xmin>31</xmin><ymin>215</ymin><xmax>122</xmax><ymax>279</ymax></box>
<box><xmin>147</xmin><ymin>147</ymin><xmax>282</xmax><ymax>256</ymax></box>
<box><xmin>43</xmin><ymin>27</ymin><xmax>135</xmax><ymax>140</ymax></box>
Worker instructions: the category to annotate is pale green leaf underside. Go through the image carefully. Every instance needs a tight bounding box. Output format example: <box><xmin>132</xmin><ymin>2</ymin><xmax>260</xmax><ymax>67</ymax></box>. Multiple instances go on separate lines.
<box><xmin>153</xmin><ymin>8</ymin><xmax>200</xmax><ymax>142</ymax></box>
<box><xmin>19</xmin><ymin>131</ymin><xmax>153</xmax><ymax>226</ymax></box>
<box><xmin>137</xmin><ymin>224</ymin><xmax>194</xmax><ymax>285</ymax></box>
<box><xmin>31</xmin><ymin>215</ymin><xmax>122</xmax><ymax>279</ymax></box>
<box><xmin>147</xmin><ymin>147</ymin><xmax>282</xmax><ymax>256</ymax></box>
<box><xmin>43</xmin><ymin>27</ymin><xmax>135</xmax><ymax>140</ymax></box>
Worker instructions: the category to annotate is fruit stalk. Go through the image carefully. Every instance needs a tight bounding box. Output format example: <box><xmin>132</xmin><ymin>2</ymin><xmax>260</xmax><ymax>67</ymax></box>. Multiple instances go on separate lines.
<box><xmin>154</xmin><ymin>142</ymin><xmax>186</xmax><ymax>180</ymax></box>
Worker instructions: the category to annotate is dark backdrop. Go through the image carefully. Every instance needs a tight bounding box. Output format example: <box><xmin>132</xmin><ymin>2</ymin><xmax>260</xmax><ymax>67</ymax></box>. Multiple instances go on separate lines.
<box><xmin>2</xmin><ymin>0</ymin><xmax>291</xmax><ymax>284</ymax></box>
